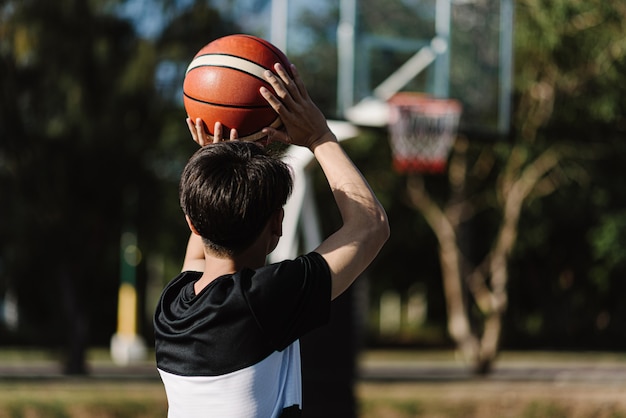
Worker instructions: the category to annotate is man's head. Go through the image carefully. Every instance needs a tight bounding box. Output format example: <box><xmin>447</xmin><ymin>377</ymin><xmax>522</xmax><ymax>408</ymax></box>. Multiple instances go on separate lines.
<box><xmin>180</xmin><ymin>141</ymin><xmax>293</xmax><ymax>257</ymax></box>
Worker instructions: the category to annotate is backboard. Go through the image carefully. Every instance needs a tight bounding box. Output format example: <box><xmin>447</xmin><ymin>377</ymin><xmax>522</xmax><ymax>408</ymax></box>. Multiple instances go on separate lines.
<box><xmin>339</xmin><ymin>0</ymin><xmax>514</xmax><ymax>137</ymax></box>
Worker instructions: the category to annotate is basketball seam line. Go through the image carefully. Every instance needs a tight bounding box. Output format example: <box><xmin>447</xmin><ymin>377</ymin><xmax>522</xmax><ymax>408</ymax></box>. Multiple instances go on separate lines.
<box><xmin>182</xmin><ymin>92</ymin><xmax>272</xmax><ymax>109</ymax></box>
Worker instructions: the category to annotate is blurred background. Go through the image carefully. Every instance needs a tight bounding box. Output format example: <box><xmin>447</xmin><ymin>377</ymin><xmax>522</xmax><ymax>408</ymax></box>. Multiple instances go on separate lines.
<box><xmin>1</xmin><ymin>0</ymin><xmax>626</xmax><ymax>416</ymax></box>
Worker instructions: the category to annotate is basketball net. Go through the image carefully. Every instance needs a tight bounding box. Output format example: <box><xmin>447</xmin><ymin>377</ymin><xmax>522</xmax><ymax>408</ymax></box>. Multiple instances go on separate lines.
<box><xmin>387</xmin><ymin>93</ymin><xmax>462</xmax><ymax>174</ymax></box>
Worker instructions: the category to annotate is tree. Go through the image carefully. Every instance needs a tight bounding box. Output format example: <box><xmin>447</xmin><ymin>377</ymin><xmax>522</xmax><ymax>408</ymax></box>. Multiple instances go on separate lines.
<box><xmin>0</xmin><ymin>0</ymin><xmax>170</xmax><ymax>372</ymax></box>
<box><xmin>400</xmin><ymin>0</ymin><xmax>626</xmax><ymax>374</ymax></box>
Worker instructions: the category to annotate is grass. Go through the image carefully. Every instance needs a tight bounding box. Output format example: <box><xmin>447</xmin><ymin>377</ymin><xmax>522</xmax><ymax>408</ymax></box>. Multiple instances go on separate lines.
<box><xmin>3</xmin><ymin>349</ymin><xmax>626</xmax><ymax>417</ymax></box>
<box><xmin>0</xmin><ymin>381</ymin><xmax>167</xmax><ymax>418</ymax></box>
<box><xmin>0</xmin><ymin>348</ymin><xmax>165</xmax><ymax>418</ymax></box>
<box><xmin>2</xmin><ymin>380</ymin><xmax>625</xmax><ymax>418</ymax></box>
<box><xmin>356</xmin><ymin>380</ymin><xmax>626</xmax><ymax>418</ymax></box>
<box><xmin>0</xmin><ymin>381</ymin><xmax>626</xmax><ymax>418</ymax></box>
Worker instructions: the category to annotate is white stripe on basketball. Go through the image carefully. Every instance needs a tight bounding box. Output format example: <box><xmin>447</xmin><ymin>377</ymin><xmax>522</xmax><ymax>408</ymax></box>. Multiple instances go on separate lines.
<box><xmin>186</xmin><ymin>55</ymin><xmax>270</xmax><ymax>80</ymax></box>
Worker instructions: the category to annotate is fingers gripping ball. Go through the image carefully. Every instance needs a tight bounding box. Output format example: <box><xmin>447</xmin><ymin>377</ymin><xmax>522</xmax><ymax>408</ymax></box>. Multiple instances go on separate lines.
<box><xmin>183</xmin><ymin>34</ymin><xmax>293</xmax><ymax>142</ymax></box>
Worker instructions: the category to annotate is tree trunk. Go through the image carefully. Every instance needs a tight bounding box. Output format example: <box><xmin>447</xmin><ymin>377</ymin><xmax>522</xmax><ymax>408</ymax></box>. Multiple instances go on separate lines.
<box><xmin>475</xmin><ymin>313</ymin><xmax>502</xmax><ymax>374</ymax></box>
<box><xmin>59</xmin><ymin>268</ymin><xmax>89</xmax><ymax>376</ymax></box>
<box><xmin>405</xmin><ymin>144</ymin><xmax>564</xmax><ymax>375</ymax></box>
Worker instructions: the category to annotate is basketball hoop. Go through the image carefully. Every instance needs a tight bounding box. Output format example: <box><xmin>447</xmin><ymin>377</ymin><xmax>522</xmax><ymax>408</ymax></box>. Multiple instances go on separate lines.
<box><xmin>387</xmin><ymin>93</ymin><xmax>462</xmax><ymax>174</ymax></box>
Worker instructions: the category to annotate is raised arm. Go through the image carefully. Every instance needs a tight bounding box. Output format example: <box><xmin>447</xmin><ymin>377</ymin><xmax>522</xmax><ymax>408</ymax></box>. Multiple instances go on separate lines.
<box><xmin>261</xmin><ymin>64</ymin><xmax>389</xmax><ymax>300</ymax></box>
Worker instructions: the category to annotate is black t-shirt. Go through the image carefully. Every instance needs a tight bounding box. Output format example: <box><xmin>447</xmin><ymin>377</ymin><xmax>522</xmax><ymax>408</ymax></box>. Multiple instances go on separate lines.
<box><xmin>154</xmin><ymin>252</ymin><xmax>332</xmax><ymax>376</ymax></box>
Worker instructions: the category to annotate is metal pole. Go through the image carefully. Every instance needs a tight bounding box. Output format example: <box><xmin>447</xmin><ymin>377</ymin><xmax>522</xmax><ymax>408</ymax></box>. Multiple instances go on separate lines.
<box><xmin>337</xmin><ymin>0</ymin><xmax>357</xmax><ymax>117</ymax></box>
<box><xmin>499</xmin><ymin>0</ymin><xmax>514</xmax><ymax>134</ymax></box>
<box><xmin>433</xmin><ymin>0</ymin><xmax>451</xmax><ymax>98</ymax></box>
<box><xmin>270</xmin><ymin>0</ymin><xmax>289</xmax><ymax>53</ymax></box>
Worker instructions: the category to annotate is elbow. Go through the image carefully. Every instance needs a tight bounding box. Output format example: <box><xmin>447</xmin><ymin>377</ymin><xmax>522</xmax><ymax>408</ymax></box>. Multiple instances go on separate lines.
<box><xmin>372</xmin><ymin>207</ymin><xmax>390</xmax><ymax>248</ymax></box>
<box><xmin>380</xmin><ymin>210</ymin><xmax>391</xmax><ymax>244</ymax></box>
<box><xmin>345</xmin><ymin>205</ymin><xmax>390</xmax><ymax>253</ymax></box>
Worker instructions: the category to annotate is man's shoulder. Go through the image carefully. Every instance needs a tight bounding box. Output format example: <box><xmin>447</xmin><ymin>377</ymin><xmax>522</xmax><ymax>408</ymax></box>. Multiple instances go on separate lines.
<box><xmin>158</xmin><ymin>271</ymin><xmax>201</xmax><ymax>299</ymax></box>
<box><xmin>260</xmin><ymin>252</ymin><xmax>330</xmax><ymax>276</ymax></box>
<box><xmin>243</xmin><ymin>252</ymin><xmax>330</xmax><ymax>297</ymax></box>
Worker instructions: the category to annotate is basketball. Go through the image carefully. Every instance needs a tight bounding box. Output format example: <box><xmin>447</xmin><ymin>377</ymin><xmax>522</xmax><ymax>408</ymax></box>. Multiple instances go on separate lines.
<box><xmin>183</xmin><ymin>34</ymin><xmax>293</xmax><ymax>142</ymax></box>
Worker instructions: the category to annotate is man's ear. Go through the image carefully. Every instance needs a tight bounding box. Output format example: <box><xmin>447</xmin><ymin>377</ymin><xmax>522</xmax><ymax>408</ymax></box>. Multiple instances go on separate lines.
<box><xmin>270</xmin><ymin>208</ymin><xmax>284</xmax><ymax>237</ymax></box>
<box><xmin>186</xmin><ymin>215</ymin><xmax>201</xmax><ymax>236</ymax></box>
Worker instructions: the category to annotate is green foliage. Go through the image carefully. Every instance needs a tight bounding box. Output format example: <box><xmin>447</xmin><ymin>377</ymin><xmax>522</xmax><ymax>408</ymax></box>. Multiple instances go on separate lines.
<box><xmin>2</xmin><ymin>1</ymin><xmax>142</xmax><ymax>347</ymax></box>
<box><xmin>589</xmin><ymin>211</ymin><xmax>626</xmax><ymax>292</ymax></box>
<box><xmin>0</xmin><ymin>0</ymin><xmax>231</xmax><ymax>352</ymax></box>
<box><xmin>359</xmin><ymin>0</ymin><xmax>433</xmax><ymax>39</ymax></box>
<box><xmin>287</xmin><ymin>5</ymin><xmax>339</xmax><ymax>117</ymax></box>
<box><xmin>515</xmin><ymin>0</ymin><xmax>626</xmax><ymax>137</ymax></box>
<box><xmin>157</xmin><ymin>1</ymin><xmax>237</xmax><ymax>61</ymax></box>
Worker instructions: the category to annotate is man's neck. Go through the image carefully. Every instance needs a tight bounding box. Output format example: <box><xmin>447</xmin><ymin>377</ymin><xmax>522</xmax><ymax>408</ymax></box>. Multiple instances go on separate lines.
<box><xmin>193</xmin><ymin>220</ymin><xmax>279</xmax><ymax>295</ymax></box>
<box><xmin>193</xmin><ymin>249</ymin><xmax>267</xmax><ymax>295</ymax></box>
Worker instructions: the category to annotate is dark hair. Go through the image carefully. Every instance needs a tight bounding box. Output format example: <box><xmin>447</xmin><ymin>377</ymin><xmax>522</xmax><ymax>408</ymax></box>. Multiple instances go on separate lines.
<box><xmin>180</xmin><ymin>141</ymin><xmax>293</xmax><ymax>256</ymax></box>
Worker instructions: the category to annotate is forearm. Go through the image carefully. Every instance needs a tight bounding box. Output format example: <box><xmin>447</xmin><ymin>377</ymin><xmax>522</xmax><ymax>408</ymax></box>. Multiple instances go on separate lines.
<box><xmin>311</xmin><ymin>133</ymin><xmax>389</xmax><ymax>298</ymax></box>
<box><xmin>311</xmin><ymin>133</ymin><xmax>386</xmax><ymax>227</ymax></box>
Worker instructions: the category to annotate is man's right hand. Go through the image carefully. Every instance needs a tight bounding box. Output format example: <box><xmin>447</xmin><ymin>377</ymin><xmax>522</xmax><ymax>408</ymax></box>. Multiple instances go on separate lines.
<box><xmin>260</xmin><ymin>63</ymin><xmax>333</xmax><ymax>150</ymax></box>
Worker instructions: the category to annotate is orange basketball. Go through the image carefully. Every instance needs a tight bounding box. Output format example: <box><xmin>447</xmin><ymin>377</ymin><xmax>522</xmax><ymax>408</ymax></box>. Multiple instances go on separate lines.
<box><xmin>183</xmin><ymin>34</ymin><xmax>293</xmax><ymax>142</ymax></box>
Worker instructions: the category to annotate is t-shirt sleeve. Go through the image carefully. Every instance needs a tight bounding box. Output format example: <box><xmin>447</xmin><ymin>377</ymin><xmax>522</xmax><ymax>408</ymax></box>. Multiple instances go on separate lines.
<box><xmin>241</xmin><ymin>252</ymin><xmax>332</xmax><ymax>351</ymax></box>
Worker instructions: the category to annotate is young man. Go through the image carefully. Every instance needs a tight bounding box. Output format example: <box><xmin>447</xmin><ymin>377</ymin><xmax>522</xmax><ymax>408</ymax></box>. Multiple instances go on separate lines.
<box><xmin>154</xmin><ymin>63</ymin><xmax>389</xmax><ymax>417</ymax></box>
